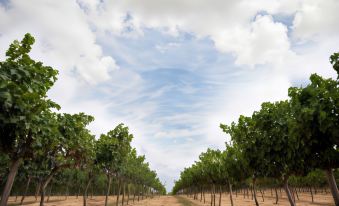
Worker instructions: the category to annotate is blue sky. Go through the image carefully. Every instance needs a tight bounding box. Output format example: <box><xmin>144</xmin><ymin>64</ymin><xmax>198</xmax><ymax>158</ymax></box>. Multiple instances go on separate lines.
<box><xmin>1</xmin><ymin>0</ymin><xmax>338</xmax><ymax>191</ymax></box>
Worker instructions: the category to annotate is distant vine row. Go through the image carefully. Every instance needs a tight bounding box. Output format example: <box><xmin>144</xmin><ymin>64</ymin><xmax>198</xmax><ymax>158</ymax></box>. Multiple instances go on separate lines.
<box><xmin>172</xmin><ymin>53</ymin><xmax>339</xmax><ymax>206</ymax></box>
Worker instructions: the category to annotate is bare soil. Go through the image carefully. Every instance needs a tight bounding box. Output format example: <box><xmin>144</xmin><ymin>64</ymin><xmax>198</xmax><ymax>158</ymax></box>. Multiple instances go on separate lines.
<box><xmin>7</xmin><ymin>195</ymin><xmax>182</xmax><ymax>206</ymax></box>
<box><xmin>179</xmin><ymin>190</ymin><xmax>335</xmax><ymax>206</ymax></box>
<box><xmin>7</xmin><ymin>192</ymin><xmax>335</xmax><ymax>206</ymax></box>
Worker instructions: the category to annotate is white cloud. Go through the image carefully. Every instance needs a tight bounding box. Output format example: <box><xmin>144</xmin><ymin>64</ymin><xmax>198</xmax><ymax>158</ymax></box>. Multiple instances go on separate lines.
<box><xmin>292</xmin><ymin>0</ymin><xmax>339</xmax><ymax>41</ymax></box>
<box><xmin>212</xmin><ymin>15</ymin><xmax>293</xmax><ymax>66</ymax></box>
<box><xmin>77</xmin><ymin>0</ymin><xmax>301</xmax><ymax>68</ymax></box>
<box><xmin>283</xmin><ymin>39</ymin><xmax>339</xmax><ymax>79</ymax></box>
<box><xmin>78</xmin><ymin>0</ymin><xmax>338</xmax><ymax>71</ymax></box>
<box><xmin>0</xmin><ymin>0</ymin><xmax>118</xmax><ymax>83</ymax></box>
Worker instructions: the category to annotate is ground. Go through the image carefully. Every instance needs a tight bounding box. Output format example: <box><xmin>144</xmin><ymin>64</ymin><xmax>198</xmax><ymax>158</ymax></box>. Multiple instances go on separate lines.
<box><xmin>177</xmin><ymin>190</ymin><xmax>335</xmax><ymax>206</ymax></box>
<box><xmin>8</xmin><ymin>196</ymin><xmax>185</xmax><ymax>206</ymax></box>
<box><xmin>7</xmin><ymin>191</ymin><xmax>335</xmax><ymax>206</ymax></box>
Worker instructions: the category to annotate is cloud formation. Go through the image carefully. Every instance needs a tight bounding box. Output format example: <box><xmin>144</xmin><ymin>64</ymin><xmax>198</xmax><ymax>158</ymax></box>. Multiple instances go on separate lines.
<box><xmin>0</xmin><ymin>0</ymin><xmax>118</xmax><ymax>83</ymax></box>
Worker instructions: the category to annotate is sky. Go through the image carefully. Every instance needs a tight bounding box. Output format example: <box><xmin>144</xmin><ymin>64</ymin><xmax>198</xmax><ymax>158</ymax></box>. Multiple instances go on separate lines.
<box><xmin>0</xmin><ymin>0</ymin><xmax>338</xmax><ymax>192</ymax></box>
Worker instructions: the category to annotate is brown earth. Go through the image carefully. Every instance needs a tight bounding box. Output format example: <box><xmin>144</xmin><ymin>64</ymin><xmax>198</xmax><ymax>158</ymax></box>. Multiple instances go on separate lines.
<box><xmin>6</xmin><ymin>192</ymin><xmax>336</xmax><ymax>206</ymax></box>
<box><xmin>7</xmin><ymin>195</ymin><xmax>184</xmax><ymax>206</ymax></box>
<box><xmin>179</xmin><ymin>190</ymin><xmax>335</xmax><ymax>206</ymax></box>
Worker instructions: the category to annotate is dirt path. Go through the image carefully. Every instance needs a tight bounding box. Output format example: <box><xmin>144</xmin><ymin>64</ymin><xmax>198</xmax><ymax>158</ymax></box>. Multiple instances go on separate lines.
<box><xmin>132</xmin><ymin>196</ymin><xmax>184</xmax><ymax>206</ymax></box>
